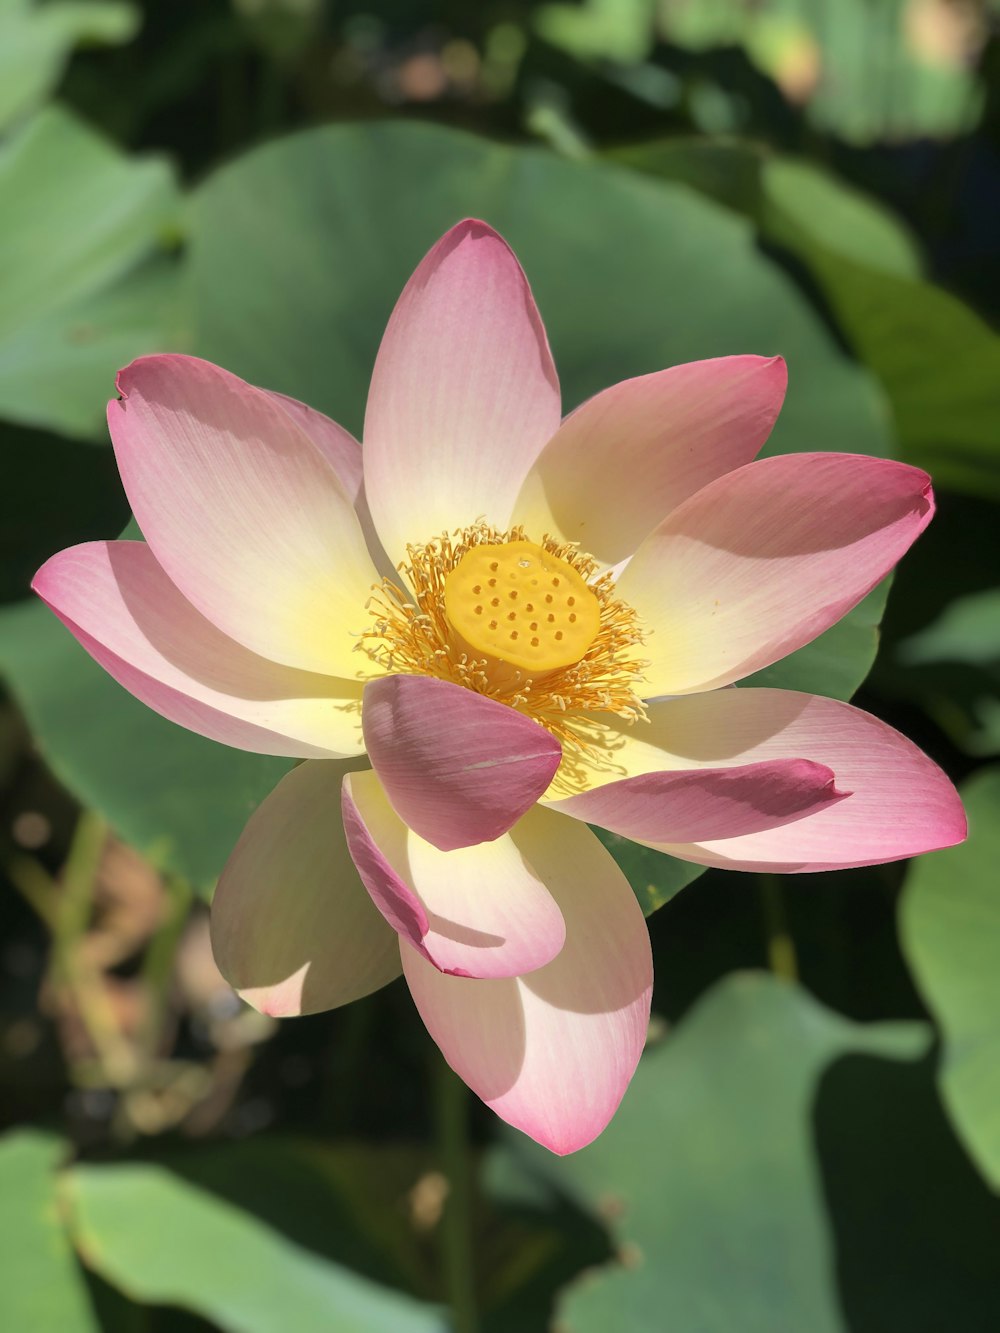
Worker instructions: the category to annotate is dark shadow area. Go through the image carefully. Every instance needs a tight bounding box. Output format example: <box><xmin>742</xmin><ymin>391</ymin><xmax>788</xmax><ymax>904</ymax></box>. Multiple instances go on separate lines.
<box><xmin>816</xmin><ymin>1050</ymin><xmax>1000</xmax><ymax>1332</ymax></box>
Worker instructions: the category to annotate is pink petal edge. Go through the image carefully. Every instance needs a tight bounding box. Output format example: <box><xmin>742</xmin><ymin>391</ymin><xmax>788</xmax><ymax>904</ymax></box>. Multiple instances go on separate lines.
<box><xmin>549</xmin><ymin>757</ymin><xmax>847</xmax><ymax>842</ymax></box>
<box><xmin>33</xmin><ymin>542</ymin><xmax>364</xmax><ymax>758</ymax></box>
<box><xmin>109</xmin><ymin>354</ymin><xmax>379</xmax><ymax>677</ymax></box>
<box><xmin>211</xmin><ymin>760</ymin><xmax>401</xmax><ymax>1017</ymax></box>
<box><xmin>618</xmin><ymin>452</ymin><xmax>934</xmax><ymax>696</ymax></box>
<box><xmin>342</xmin><ymin>769</ymin><xmax>566</xmax><ymax>980</ymax></box>
<box><xmin>363</xmin><ymin>219</ymin><xmax>561</xmax><ymax>562</ymax></box>
<box><xmin>401</xmin><ymin>807</ymin><xmax>653</xmax><ymax>1154</ymax></box>
<box><xmin>513</xmin><ymin>354</ymin><xmax>787</xmax><ymax>567</ymax></box>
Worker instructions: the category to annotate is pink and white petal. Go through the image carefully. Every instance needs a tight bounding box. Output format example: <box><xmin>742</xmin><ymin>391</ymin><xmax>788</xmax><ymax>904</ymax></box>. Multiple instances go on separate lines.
<box><xmin>362</xmin><ymin>675</ymin><xmax>561</xmax><ymax>850</ymax></box>
<box><xmin>587</xmin><ymin>689</ymin><xmax>965</xmax><ymax>871</ymax></box>
<box><xmin>617</xmin><ymin>453</ymin><xmax>933</xmax><ymax>696</ymax></box>
<box><xmin>33</xmin><ymin>542</ymin><xmax>364</xmax><ymax>758</ymax></box>
<box><xmin>211</xmin><ymin>760</ymin><xmax>402</xmax><ymax>1017</ymax></box>
<box><xmin>342</xmin><ymin>770</ymin><xmax>566</xmax><ymax>979</ymax></box>
<box><xmin>363</xmin><ymin>220</ymin><xmax>561</xmax><ymax>562</ymax></box>
<box><xmin>401</xmin><ymin>807</ymin><xmax>652</xmax><ymax>1154</ymax></box>
<box><xmin>266</xmin><ymin>390</ymin><xmax>393</xmax><ymax>580</ymax></box>
<box><xmin>548</xmin><ymin>757</ymin><xmax>844</xmax><ymax>843</ymax></box>
<box><xmin>513</xmin><ymin>355</ymin><xmax>787</xmax><ymax>568</ymax></box>
<box><xmin>264</xmin><ymin>390</ymin><xmax>364</xmax><ymax>501</ymax></box>
<box><xmin>109</xmin><ymin>354</ymin><xmax>379</xmax><ymax>677</ymax></box>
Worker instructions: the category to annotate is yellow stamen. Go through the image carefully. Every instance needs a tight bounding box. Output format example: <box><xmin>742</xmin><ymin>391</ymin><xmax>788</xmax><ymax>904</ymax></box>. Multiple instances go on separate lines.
<box><xmin>358</xmin><ymin>523</ymin><xmax>648</xmax><ymax>786</ymax></box>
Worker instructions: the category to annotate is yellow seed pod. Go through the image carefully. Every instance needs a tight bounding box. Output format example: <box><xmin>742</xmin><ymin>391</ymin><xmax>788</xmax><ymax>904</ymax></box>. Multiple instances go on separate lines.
<box><xmin>444</xmin><ymin>540</ymin><xmax>601</xmax><ymax>673</ymax></box>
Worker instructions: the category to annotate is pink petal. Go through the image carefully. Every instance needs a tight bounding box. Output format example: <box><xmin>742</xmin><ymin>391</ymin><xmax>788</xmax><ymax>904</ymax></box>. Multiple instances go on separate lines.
<box><xmin>266</xmin><ymin>389</ymin><xmax>392</xmax><ymax>579</ymax></box>
<box><xmin>211</xmin><ymin>760</ymin><xmax>401</xmax><ymax>1017</ymax></box>
<box><xmin>513</xmin><ymin>355</ymin><xmax>787</xmax><ymax>567</ymax></box>
<box><xmin>362</xmin><ymin>675</ymin><xmax>561</xmax><ymax>851</ymax></box>
<box><xmin>264</xmin><ymin>390</ymin><xmax>364</xmax><ymax>501</ymax></box>
<box><xmin>363</xmin><ymin>220</ymin><xmax>561</xmax><ymax>562</ymax></box>
<box><xmin>401</xmin><ymin>808</ymin><xmax>652</xmax><ymax>1153</ymax></box>
<box><xmin>33</xmin><ymin>542</ymin><xmax>364</xmax><ymax>758</ymax></box>
<box><xmin>607</xmin><ymin>689</ymin><xmax>966</xmax><ymax>871</ymax></box>
<box><xmin>109</xmin><ymin>354</ymin><xmax>379</xmax><ymax>677</ymax></box>
<box><xmin>549</xmin><ymin>757</ymin><xmax>844</xmax><ymax>842</ymax></box>
<box><xmin>341</xmin><ymin>770</ymin><xmax>566</xmax><ymax>980</ymax></box>
<box><xmin>616</xmin><ymin>453</ymin><xmax>934</xmax><ymax>695</ymax></box>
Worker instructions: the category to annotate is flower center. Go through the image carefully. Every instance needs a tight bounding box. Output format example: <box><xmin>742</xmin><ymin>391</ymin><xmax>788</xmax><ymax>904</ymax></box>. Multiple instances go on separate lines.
<box><xmin>443</xmin><ymin>539</ymin><xmax>600</xmax><ymax>674</ymax></box>
<box><xmin>358</xmin><ymin>523</ymin><xmax>647</xmax><ymax>784</ymax></box>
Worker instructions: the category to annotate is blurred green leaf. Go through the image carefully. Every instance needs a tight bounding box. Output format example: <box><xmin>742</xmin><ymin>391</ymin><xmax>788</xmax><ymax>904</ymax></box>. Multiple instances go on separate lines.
<box><xmin>0</xmin><ymin>1131</ymin><xmax>97</xmax><ymax>1332</ymax></box>
<box><xmin>0</xmin><ymin>598</ymin><xmax>290</xmax><ymax>893</ymax></box>
<box><xmin>0</xmin><ymin>0</ymin><xmax>138</xmax><ymax>133</ymax></box>
<box><xmin>614</xmin><ymin>136</ymin><xmax>1000</xmax><ymax>501</ymax></box>
<box><xmin>519</xmin><ymin>972</ymin><xmax>929</xmax><ymax>1332</ymax></box>
<box><xmin>760</xmin><ymin>157</ymin><xmax>920</xmax><ymax>278</ymax></box>
<box><xmin>655</xmin><ymin>0</ymin><xmax>984</xmax><ymax>144</ymax></box>
<box><xmin>534</xmin><ymin>0</ymin><xmax>656</xmax><ymax>64</ymax></box>
<box><xmin>890</xmin><ymin>590</ymin><xmax>1000</xmax><ymax>756</ymax></box>
<box><xmin>151</xmin><ymin>1138</ymin><xmax>435</xmax><ymax>1299</ymax></box>
<box><xmin>595</xmin><ymin>828</ymin><xmax>705</xmax><ymax>916</ymax></box>
<box><xmin>66</xmin><ymin>1162</ymin><xmax>446</xmax><ymax>1333</ymax></box>
<box><xmin>784</xmin><ymin>245</ymin><xmax>1000</xmax><ymax>503</ymax></box>
<box><xmin>901</xmin><ymin>767</ymin><xmax>1000</xmax><ymax>1189</ymax></box>
<box><xmin>899</xmin><ymin>590</ymin><xmax>1000</xmax><ymax>669</ymax></box>
<box><xmin>815</xmin><ymin>1039</ymin><xmax>1000</xmax><ymax>1332</ymax></box>
<box><xmin>0</xmin><ymin>104</ymin><xmax>183</xmax><ymax>439</ymax></box>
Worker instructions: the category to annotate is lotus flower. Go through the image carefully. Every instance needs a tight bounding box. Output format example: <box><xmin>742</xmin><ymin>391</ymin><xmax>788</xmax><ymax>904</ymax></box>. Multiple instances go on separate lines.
<box><xmin>34</xmin><ymin>220</ymin><xmax>965</xmax><ymax>1153</ymax></box>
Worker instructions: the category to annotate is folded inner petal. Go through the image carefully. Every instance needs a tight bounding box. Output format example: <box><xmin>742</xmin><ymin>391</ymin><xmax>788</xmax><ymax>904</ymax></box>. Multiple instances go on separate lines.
<box><xmin>109</xmin><ymin>354</ymin><xmax>379</xmax><ymax>677</ymax></box>
<box><xmin>616</xmin><ymin>452</ymin><xmax>933</xmax><ymax>696</ymax></box>
<box><xmin>34</xmin><ymin>542</ymin><xmax>365</xmax><ymax>758</ymax></box>
<box><xmin>592</xmin><ymin>689</ymin><xmax>965</xmax><ymax>871</ymax></box>
<box><xmin>513</xmin><ymin>355</ymin><xmax>787</xmax><ymax>568</ymax></box>
<box><xmin>363</xmin><ymin>220</ymin><xmax>561</xmax><ymax>562</ymax></box>
<box><xmin>362</xmin><ymin>675</ymin><xmax>562</xmax><ymax>850</ymax></box>
<box><xmin>548</xmin><ymin>757</ymin><xmax>845</xmax><ymax>842</ymax></box>
<box><xmin>211</xmin><ymin>760</ymin><xmax>402</xmax><ymax>1017</ymax></box>
<box><xmin>341</xmin><ymin>770</ymin><xmax>566</xmax><ymax>980</ymax></box>
<box><xmin>401</xmin><ymin>807</ymin><xmax>652</xmax><ymax>1154</ymax></box>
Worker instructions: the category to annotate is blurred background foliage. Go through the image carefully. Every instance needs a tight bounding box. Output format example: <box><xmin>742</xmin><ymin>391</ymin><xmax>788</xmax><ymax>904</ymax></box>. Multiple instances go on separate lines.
<box><xmin>1</xmin><ymin>0</ymin><xmax>999</xmax><ymax>1329</ymax></box>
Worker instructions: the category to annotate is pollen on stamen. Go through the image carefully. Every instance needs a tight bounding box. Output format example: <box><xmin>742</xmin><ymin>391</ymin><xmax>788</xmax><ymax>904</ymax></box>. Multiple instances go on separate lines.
<box><xmin>356</xmin><ymin>522</ymin><xmax>648</xmax><ymax>780</ymax></box>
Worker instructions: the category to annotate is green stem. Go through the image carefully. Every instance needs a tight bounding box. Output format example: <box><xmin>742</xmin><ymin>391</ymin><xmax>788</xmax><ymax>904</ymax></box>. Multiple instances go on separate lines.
<box><xmin>433</xmin><ymin>1056</ymin><xmax>478</xmax><ymax>1333</ymax></box>
<box><xmin>758</xmin><ymin>873</ymin><xmax>798</xmax><ymax>982</ymax></box>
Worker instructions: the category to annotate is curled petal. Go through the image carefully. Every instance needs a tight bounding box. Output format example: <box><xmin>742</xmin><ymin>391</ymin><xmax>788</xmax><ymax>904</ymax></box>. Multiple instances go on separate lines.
<box><xmin>402</xmin><ymin>808</ymin><xmax>652</xmax><ymax>1154</ymax></box>
<box><xmin>211</xmin><ymin>760</ymin><xmax>401</xmax><ymax>1017</ymax></box>
<box><xmin>341</xmin><ymin>770</ymin><xmax>566</xmax><ymax>980</ymax></box>
<box><xmin>362</xmin><ymin>675</ymin><xmax>561</xmax><ymax>850</ymax></box>
<box><xmin>549</xmin><ymin>757</ymin><xmax>845</xmax><ymax>842</ymax></box>
<box><xmin>588</xmin><ymin>689</ymin><xmax>966</xmax><ymax>871</ymax></box>
<box><xmin>364</xmin><ymin>219</ymin><xmax>561</xmax><ymax>561</ymax></box>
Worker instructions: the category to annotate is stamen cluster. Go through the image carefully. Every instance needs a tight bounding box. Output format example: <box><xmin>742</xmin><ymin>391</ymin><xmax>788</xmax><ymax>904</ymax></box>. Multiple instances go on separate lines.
<box><xmin>358</xmin><ymin>523</ymin><xmax>648</xmax><ymax>777</ymax></box>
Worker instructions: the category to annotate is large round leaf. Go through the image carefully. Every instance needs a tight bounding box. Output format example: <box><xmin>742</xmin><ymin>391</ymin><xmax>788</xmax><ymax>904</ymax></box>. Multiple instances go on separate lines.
<box><xmin>0</xmin><ymin>105</ymin><xmax>182</xmax><ymax>440</ymax></box>
<box><xmin>901</xmin><ymin>767</ymin><xmax>1000</xmax><ymax>1189</ymax></box>
<box><xmin>189</xmin><ymin>121</ymin><xmax>890</xmax><ymax>467</ymax></box>
<box><xmin>517</xmin><ymin>973</ymin><xmax>931</xmax><ymax>1333</ymax></box>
